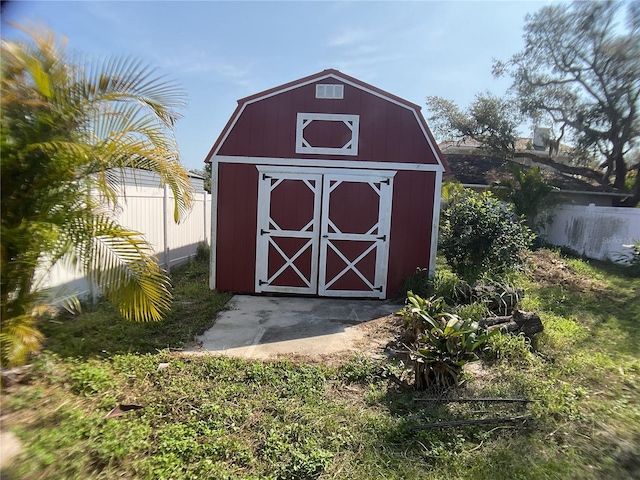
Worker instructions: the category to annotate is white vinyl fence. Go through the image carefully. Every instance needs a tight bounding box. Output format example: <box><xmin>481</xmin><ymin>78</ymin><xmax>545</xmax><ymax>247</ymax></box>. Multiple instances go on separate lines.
<box><xmin>42</xmin><ymin>168</ymin><xmax>210</xmax><ymax>299</ymax></box>
<box><xmin>542</xmin><ymin>204</ymin><xmax>640</xmax><ymax>264</ymax></box>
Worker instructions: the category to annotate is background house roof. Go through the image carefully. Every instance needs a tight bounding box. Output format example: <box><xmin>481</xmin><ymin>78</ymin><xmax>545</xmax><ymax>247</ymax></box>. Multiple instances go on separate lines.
<box><xmin>443</xmin><ymin>154</ymin><xmax>621</xmax><ymax>194</ymax></box>
<box><xmin>439</xmin><ymin>137</ymin><xmax>573</xmax><ymax>158</ymax></box>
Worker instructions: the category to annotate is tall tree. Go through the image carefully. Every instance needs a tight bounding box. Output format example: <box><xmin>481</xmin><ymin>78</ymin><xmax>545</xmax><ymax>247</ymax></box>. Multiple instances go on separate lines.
<box><xmin>493</xmin><ymin>0</ymin><xmax>640</xmax><ymax>206</ymax></box>
<box><xmin>1</xmin><ymin>27</ymin><xmax>194</xmax><ymax>366</ymax></box>
<box><xmin>426</xmin><ymin>92</ymin><xmax>522</xmax><ymax>158</ymax></box>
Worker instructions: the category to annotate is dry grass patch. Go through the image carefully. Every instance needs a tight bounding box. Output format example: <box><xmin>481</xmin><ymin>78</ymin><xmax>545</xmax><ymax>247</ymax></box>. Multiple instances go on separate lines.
<box><xmin>525</xmin><ymin>249</ymin><xmax>607</xmax><ymax>294</ymax></box>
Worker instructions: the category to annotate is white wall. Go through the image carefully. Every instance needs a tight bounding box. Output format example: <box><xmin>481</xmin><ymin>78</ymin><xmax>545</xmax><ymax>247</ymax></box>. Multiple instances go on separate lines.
<box><xmin>542</xmin><ymin>204</ymin><xmax>640</xmax><ymax>263</ymax></box>
<box><xmin>41</xmin><ymin>168</ymin><xmax>210</xmax><ymax>299</ymax></box>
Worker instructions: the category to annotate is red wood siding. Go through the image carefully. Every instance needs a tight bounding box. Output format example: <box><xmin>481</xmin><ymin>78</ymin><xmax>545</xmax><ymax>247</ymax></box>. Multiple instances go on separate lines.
<box><xmin>217</xmin><ymin>81</ymin><xmax>439</xmax><ymax>165</ymax></box>
<box><xmin>215</xmin><ymin>166</ymin><xmax>437</xmax><ymax>298</ymax></box>
<box><xmin>386</xmin><ymin>170</ymin><xmax>436</xmax><ymax>297</ymax></box>
<box><xmin>215</xmin><ymin>163</ymin><xmax>258</xmax><ymax>293</ymax></box>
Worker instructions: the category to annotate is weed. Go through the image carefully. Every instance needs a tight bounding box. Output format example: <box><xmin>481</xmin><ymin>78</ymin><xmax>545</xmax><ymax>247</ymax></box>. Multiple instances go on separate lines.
<box><xmin>68</xmin><ymin>359</ymin><xmax>117</xmax><ymax>396</ymax></box>
<box><xmin>454</xmin><ymin>302</ymin><xmax>491</xmax><ymax>321</ymax></box>
<box><xmin>398</xmin><ymin>267</ymin><xmax>432</xmax><ymax>298</ymax></box>
<box><xmin>336</xmin><ymin>354</ymin><xmax>381</xmax><ymax>384</ymax></box>
<box><xmin>432</xmin><ymin>268</ymin><xmax>471</xmax><ymax>305</ymax></box>
<box><xmin>485</xmin><ymin>332</ymin><xmax>534</xmax><ymax>363</ymax></box>
<box><xmin>194</xmin><ymin>241</ymin><xmax>210</xmax><ymax>263</ymax></box>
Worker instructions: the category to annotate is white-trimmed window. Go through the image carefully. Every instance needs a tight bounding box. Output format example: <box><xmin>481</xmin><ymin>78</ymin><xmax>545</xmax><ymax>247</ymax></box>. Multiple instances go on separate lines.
<box><xmin>296</xmin><ymin>113</ymin><xmax>360</xmax><ymax>156</ymax></box>
<box><xmin>315</xmin><ymin>84</ymin><xmax>344</xmax><ymax>99</ymax></box>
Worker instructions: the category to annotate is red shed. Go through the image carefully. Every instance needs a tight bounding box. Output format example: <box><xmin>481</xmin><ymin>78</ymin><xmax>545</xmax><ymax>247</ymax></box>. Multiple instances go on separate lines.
<box><xmin>205</xmin><ymin>69</ymin><xmax>447</xmax><ymax>299</ymax></box>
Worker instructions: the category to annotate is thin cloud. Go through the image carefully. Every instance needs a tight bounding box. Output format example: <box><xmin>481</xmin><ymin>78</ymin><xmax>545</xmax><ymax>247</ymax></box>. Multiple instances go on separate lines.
<box><xmin>328</xmin><ymin>29</ymin><xmax>371</xmax><ymax>47</ymax></box>
<box><xmin>161</xmin><ymin>50</ymin><xmax>251</xmax><ymax>84</ymax></box>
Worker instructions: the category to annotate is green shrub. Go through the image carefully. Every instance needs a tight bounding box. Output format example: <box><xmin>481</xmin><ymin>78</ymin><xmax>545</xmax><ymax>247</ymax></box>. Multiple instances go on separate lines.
<box><xmin>439</xmin><ymin>189</ymin><xmax>534</xmax><ymax>282</ymax></box>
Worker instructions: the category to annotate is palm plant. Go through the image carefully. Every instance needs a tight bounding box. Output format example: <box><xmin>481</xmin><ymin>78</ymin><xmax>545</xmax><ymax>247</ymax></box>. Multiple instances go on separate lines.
<box><xmin>1</xmin><ymin>27</ymin><xmax>194</xmax><ymax>367</ymax></box>
<box><xmin>492</xmin><ymin>162</ymin><xmax>559</xmax><ymax>231</ymax></box>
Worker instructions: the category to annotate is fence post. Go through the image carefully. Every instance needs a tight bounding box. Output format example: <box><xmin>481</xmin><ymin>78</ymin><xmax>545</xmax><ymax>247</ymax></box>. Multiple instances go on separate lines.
<box><xmin>204</xmin><ymin>191</ymin><xmax>209</xmax><ymax>245</ymax></box>
<box><xmin>163</xmin><ymin>184</ymin><xmax>170</xmax><ymax>270</ymax></box>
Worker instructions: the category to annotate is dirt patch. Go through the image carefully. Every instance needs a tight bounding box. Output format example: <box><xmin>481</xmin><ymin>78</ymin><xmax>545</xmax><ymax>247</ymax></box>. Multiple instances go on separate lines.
<box><xmin>352</xmin><ymin>314</ymin><xmax>409</xmax><ymax>353</ymax></box>
<box><xmin>216</xmin><ymin>314</ymin><xmax>410</xmax><ymax>367</ymax></box>
<box><xmin>526</xmin><ymin>249</ymin><xmax>605</xmax><ymax>293</ymax></box>
<box><xmin>0</xmin><ymin>431</ymin><xmax>22</xmax><ymax>468</ymax></box>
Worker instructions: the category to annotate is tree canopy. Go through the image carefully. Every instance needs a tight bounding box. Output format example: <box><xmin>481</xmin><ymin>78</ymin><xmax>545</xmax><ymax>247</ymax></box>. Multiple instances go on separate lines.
<box><xmin>426</xmin><ymin>92</ymin><xmax>522</xmax><ymax>158</ymax></box>
<box><xmin>493</xmin><ymin>0</ymin><xmax>640</xmax><ymax>205</ymax></box>
<box><xmin>1</xmin><ymin>27</ymin><xmax>194</xmax><ymax>366</ymax></box>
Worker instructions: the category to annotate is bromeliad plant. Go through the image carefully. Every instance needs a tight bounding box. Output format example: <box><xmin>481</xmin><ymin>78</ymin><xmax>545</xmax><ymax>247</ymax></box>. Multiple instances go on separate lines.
<box><xmin>401</xmin><ymin>292</ymin><xmax>496</xmax><ymax>390</ymax></box>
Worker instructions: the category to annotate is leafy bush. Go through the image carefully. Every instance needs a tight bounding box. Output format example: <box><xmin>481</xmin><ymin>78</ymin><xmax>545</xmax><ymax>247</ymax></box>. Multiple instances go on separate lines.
<box><xmin>439</xmin><ymin>189</ymin><xmax>534</xmax><ymax>282</ymax></box>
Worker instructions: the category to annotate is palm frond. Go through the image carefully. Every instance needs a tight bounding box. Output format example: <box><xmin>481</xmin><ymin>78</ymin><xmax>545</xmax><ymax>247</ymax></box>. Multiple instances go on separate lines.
<box><xmin>70</xmin><ymin>215</ymin><xmax>172</xmax><ymax>322</ymax></box>
<box><xmin>80</xmin><ymin>55</ymin><xmax>187</xmax><ymax>128</ymax></box>
<box><xmin>0</xmin><ymin>313</ymin><xmax>44</xmax><ymax>368</ymax></box>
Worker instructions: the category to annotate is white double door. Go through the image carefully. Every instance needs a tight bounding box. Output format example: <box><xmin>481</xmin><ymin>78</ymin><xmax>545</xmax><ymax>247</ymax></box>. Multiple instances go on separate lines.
<box><xmin>255</xmin><ymin>167</ymin><xmax>394</xmax><ymax>298</ymax></box>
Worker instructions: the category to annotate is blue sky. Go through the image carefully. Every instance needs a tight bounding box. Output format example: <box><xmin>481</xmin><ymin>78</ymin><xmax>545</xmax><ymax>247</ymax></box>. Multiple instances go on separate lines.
<box><xmin>2</xmin><ymin>1</ymin><xmax>560</xmax><ymax>171</ymax></box>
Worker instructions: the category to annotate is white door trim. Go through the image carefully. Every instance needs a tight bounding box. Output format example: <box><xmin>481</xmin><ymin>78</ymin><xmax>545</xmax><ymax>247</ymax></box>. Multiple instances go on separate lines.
<box><xmin>213</xmin><ymin>155</ymin><xmax>442</xmax><ymax>172</ymax></box>
<box><xmin>255</xmin><ymin>167</ymin><xmax>323</xmax><ymax>294</ymax></box>
<box><xmin>255</xmin><ymin>165</ymin><xmax>395</xmax><ymax>298</ymax></box>
<box><xmin>317</xmin><ymin>172</ymin><xmax>394</xmax><ymax>299</ymax></box>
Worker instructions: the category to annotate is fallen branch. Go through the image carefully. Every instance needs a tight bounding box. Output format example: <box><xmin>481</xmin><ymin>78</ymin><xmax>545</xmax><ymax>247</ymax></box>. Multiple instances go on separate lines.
<box><xmin>413</xmin><ymin>397</ymin><xmax>534</xmax><ymax>404</ymax></box>
<box><xmin>410</xmin><ymin>415</ymin><xmax>532</xmax><ymax>431</ymax></box>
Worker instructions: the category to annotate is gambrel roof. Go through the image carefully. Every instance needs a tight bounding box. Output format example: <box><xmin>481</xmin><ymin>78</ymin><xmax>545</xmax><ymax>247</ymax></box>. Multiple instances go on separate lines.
<box><xmin>205</xmin><ymin>68</ymin><xmax>448</xmax><ymax>171</ymax></box>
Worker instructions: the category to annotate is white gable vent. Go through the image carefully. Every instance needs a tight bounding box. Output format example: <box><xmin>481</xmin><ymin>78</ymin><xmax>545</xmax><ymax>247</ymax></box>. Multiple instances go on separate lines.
<box><xmin>316</xmin><ymin>84</ymin><xmax>344</xmax><ymax>99</ymax></box>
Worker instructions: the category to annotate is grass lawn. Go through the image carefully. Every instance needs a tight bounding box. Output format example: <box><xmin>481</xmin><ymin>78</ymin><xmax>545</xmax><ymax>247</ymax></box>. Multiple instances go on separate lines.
<box><xmin>1</xmin><ymin>250</ymin><xmax>638</xmax><ymax>479</ymax></box>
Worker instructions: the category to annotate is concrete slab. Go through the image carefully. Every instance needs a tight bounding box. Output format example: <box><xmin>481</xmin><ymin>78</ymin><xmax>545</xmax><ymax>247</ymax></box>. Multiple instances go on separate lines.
<box><xmin>188</xmin><ymin>295</ymin><xmax>400</xmax><ymax>359</ymax></box>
